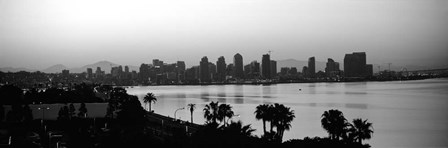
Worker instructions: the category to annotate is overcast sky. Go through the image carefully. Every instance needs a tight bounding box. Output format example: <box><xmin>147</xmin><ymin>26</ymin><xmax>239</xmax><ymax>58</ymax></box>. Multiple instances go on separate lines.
<box><xmin>1</xmin><ymin>0</ymin><xmax>447</xmax><ymax>69</ymax></box>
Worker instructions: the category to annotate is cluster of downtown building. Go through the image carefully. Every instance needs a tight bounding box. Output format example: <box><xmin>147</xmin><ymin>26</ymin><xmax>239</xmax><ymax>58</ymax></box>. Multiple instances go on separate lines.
<box><xmin>82</xmin><ymin>52</ymin><xmax>373</xmax><ymax>85</ymax></box>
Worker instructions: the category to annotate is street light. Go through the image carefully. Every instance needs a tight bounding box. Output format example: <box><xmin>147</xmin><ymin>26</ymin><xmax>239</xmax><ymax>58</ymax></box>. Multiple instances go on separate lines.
<box><xmin>174</xmin><ymin>107</ymin><xmax>185</xmax><ymax>121</ymax></box>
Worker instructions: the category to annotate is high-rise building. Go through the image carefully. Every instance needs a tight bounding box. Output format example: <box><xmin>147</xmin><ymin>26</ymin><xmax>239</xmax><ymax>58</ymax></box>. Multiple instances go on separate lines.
<box><xmin>308</xmin><ymin>57</ymin><xmax>315</xmax><ymax>77</ymax></box>
<box><xmin>153</xmin><ymin>59</ymin><xmax>164</xmax><ymax>67</ymax></box>
<box><xmin>62</xmin><ymin>69</ymin><xmax>69</xmax><ymax>77</ymax></box>
<box><xmin>325</xmin><ymin>58</ymin><xmax>340</xmax><ymax>77</ymax></box>
<box><xmin>262</xmin><ymin>54</ymin><xmax>271</xmax><ymax>79</ymax></box>
<box><xmin>365</xmin><ymin>64</ymin><xmax>373</xmax><ymax>76</ymax></box>
<box><xmin>95</xmin><ymin>67</ymin><xmax>103</xmax><ymax>78</ymax></box>
<box><xmin>270</xmin><ymin>60</ymin><xmax>277</xmax><ymax>78</ymax></box>
<box><xmin>302</xmin><ymin>66</ymin><xmax>308</xmax><ymax>77</ymax></box>
<box><xmin>233</xmin><ymin>53</ymin><xmax>244</xmax><ymax>79</ymax></box>
<box><xmin>200</xmin><ymin>56</ymin><xmax>210</xmax><ymax>82</ymax></box>
<box><xmin>244</xmin><ymin>61</ymin><xmax>260</xmax><ymax>79</ymax></box>
<box><xmin>125</xmin><ymin>66</ymin><xmax>129</xmax><ymax>73</ymax></box>
<box><xmin>87</xmin><ymin>68</ymin><xmax>93</xmax><ymax>79</ymax></box>
<box><xmin>344</xmin><ymin>52</ymin><xmax>366</xmax><ymax>77</ymax></box>
<box><xmin>226</xmin><ymin>64</ymin><xmax>234</xmax><ymax>77</ymax></box>
<box><xmin>177</xmin><ymin>61</ymin><xmax>186</xmax><ymax>72</ymax></box>
<box><xmin>209</xmin><ymin>62</ymin><xmax>217</xmax><ymax>80</ymax></box>
<box><xmin>216</xmin><ymin>56</ymin><xmax>226</xmax><ymax>82</ymax></box>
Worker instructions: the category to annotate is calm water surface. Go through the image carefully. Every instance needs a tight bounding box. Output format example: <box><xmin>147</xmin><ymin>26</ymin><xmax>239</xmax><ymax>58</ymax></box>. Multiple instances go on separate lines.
<box><xmin>127</xmin><ymin>78</ymin><xmax>448</xmax><ymax>148</ymax></box>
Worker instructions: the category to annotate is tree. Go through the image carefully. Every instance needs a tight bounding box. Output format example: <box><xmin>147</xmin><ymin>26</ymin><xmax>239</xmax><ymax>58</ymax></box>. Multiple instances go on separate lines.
<box><xmin>69</xmin><ymin>103</ymin><xmax>76</xmax><ymax>119</ymax></box>
<box><xmin>203</xmin><ymin>101</ymin><xmax>220</xmax><ymax>124</ymax></box>
<box><xmin>78</xmin><ymin>103</ymin><xmax>88</xmax><ymax>118</ymax></box>
<box><xmin>254</xmin><ymin>104</ymin><xmax>270</xmax><ymax>135</ymax></box>
<box><xmin>187</xmin><ymin>103</ymin><xmax>196</xmax><ymax>123</ymax></box>
<box><xmin>23</xmin><ymin>104</ymin><xmax>33</xmax><ymax>122</ymax></box>
<box><xmin>272</xmin><ymin>103</ymin><xmax>295</xmax><ymax>141</ymax></box>
<box><xmin>350</xmin><ymin>118</ymin><xmax>374</xmax><ymax>144</ymax></box>
<box><xmin>218</xmin><ymin>104</ymin><xmax>234</xmax><ymax>127</ymax></box>
<box><xmin>321</xmin><ymin>109</ymin><xmax>347</xmax><ymax>140</ymax></box>
<box><xmin>143</xmin><ymin>93</ymin><xmax>157</xmax><ymax>112</ymax></box>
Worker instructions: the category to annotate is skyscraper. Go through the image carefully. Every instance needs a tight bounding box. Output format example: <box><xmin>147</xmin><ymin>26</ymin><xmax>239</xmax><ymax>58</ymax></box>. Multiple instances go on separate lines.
<box><xmin>87</xmin><ymin>68</ymin><xmax>93</xmax><ymax>79</ymax></box>
<box><xmin>125</xmin><ymin>66</ymin><xmax>129</xmax><ymax>73</ymax></box>
<box><xmin>177</xmin><ymin>61</ymin><xmax>186</xmax><ymax>72</ymax></box>
<box><xmin>308</xmin><ymin>57</ymin><xmax>315</xmax><ymax>78</ymax></box>
<box><xmin>233</xmin><ymin>53</ymin><xmax>244</xmax><ymax>79</ymax></box>
<box><xmin>200</xmin><ymin>56</ymin><xmax>210</xmax><ymax>82</ymax></box>
<box><xmin>216</xmin><ymin>56</ymin><xmax>226</xmax><ymax>82</ymax></box>
<box><xmin>325</xmin><ymin>58</ymin><xmax>340</xmax><ymax>77</ymax></box>
<box><xmin>270</xmin><ymin>60</ymin><xmax>277</xmax><ymax>78</ymax></box>
<box><xmin>344</xmin><ymin>52</ymin><xmax>366</xmax><ymax>77</ymax></box>
<box><xmin>262</xmin><ymin>54</ymin><xmax>271</xmax><ymax>79</ymax></box>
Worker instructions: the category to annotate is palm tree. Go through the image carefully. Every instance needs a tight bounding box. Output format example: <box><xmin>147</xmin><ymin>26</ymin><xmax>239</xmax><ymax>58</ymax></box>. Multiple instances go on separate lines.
<box><xmin>204</xmin><ymin>101</ymin><xmax>220</xmax><ymax>124</ymax></box>
<box><xmin>272</xmin><ymin>103</ymin><xmax>295</xmax><ymax>141</ymax></box>
<box><xmin>254</xmin><ymin>104</ymin><xmax>270</xmax><ymax>135</ymax></box>
<box><xmin>187</xmin><ymin>103</ymin><xmax>196</xmax><ymax>123</ymax></box>
<box><xmin>321</xmin><ymin>109</ymin><xmax>347</xmax><ymax>140</ymax></box>
<box><xmin>350</xmin><ymin>118</ymin><xmax>374</xmax><ymax>144</ymax></box>
<box><xmin>143</xmin><ymin>93</ymin><xmax>157</xmax><ymax>112</ymax></box>
<box><xmin>218</xmin><ymin>104</ymin><xmax>234</xmax><ymax>126</ymax></box>
<box><xmin>267</xmin><ymin>104</ymin><xmax>276</xmax><ymax>133</ymax></box>
<box><xmin>226</xmin><ymin>121</ymin><xmax>256</xmax><ymax>137</ymax></box>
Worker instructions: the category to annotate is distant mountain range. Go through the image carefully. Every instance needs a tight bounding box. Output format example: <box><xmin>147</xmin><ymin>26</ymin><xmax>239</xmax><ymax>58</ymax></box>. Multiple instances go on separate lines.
<box><xmin>0</xmin><ymin>61</ymin><xmax>139</xmax><ymax>74</ymax></box>
<box><xmin>1</xmin><ymin>60</ymin><xmax>446</xmax><ymax>74</ymax></box>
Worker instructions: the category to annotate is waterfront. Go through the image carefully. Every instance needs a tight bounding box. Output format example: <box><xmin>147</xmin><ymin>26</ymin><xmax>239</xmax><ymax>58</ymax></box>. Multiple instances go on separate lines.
<box><xmin>127</xmin><ymin>78</ymin><xmax>448</xmax><ymax>148</ymax></box>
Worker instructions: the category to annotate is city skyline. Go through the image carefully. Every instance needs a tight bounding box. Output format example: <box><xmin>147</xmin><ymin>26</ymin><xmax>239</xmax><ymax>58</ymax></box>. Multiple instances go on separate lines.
<box><xmin>1</xmin><ymin>0</ymin><xmax>447</xmax><ymax>70</ymax></box>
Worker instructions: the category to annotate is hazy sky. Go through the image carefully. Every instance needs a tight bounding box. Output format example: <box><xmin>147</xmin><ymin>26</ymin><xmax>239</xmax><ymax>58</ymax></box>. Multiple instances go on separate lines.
<box><xmin>1</xmin><ymin>0</ymin><xmax>447</xmax><ymax>69</ymax></box>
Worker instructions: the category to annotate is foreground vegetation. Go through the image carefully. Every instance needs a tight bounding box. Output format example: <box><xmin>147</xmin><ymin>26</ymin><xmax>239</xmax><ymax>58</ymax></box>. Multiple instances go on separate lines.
<box><xmin>0</xmin><ymin>84</ymin><xmax>373</xmax><ymax>147</ymax></box>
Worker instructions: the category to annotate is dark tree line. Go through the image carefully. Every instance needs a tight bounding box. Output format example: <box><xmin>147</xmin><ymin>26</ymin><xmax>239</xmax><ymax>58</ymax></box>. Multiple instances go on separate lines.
<box><xmin>0</xmin><ymin>83</ymin><xmax>104</xmax><ymax>105</ymax></box>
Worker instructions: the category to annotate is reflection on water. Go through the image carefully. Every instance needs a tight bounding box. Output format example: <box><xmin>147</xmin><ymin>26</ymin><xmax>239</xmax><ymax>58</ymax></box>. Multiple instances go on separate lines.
<box><xmin>126</xmin><ymin>79</ymin><xmax>448</xmax><ymax>148</ymax></box>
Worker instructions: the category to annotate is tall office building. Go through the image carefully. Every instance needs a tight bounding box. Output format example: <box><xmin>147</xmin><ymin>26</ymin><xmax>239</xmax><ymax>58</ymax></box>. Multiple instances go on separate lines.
<box><xmin>365</xmin><ymin>64</ymin><xmax>373</xmax><ymax>76</ymax></box>
<box><xmin>216</xmin><ymin>56</ymin><xmax>227</xmax><ymax>82</ymax></box>
<box><xmin>233</xmin><ymin>53</ymin><xmax>244</xmax><ymax>79</ymax></box>
<box><xmin>270</xmin><ymin>60</ymin><xmax>277</xmax><ymax>78</ymax></box>
<box><xmin>308</xmin><ymin>57</ymin><xmax>315</xmax><ymax>77</ymax></box>
<box><xmin>325</xmin><ymin>58</ymin><xmax>340</xmax><ymax>77</ymax></box>
<box><xmin>344</xmin><ymin>52</ymin><xmax>366</xmax><ymax>77</ymax></box>
<box><xmin>177</xmin><ymin>61</ymin><xmax>186</xmax><ymax>72</ymax></box>
<box><xmin>262</xmin><ymin>54</ymin><xmax>271</xmax><ymax>79</ymax></box>
<box><xmin>200</xmin><ymin>56</ymin><xmax>210</xmax><ymax>82</ymax></box>
<box><xmin>125</xmin><ymin>66</ymin><xmax>129</xmax><ymax>73</ymax></box>
<box><xmin>87</xmin><ymin>68</ymin><xmax>93</xmax><ymax>79</ymax></box>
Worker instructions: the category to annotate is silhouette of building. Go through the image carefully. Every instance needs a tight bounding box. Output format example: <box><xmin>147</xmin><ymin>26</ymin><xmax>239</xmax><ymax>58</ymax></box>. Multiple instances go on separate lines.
<box><xmin>289</xmin><ymin>67</ymin><xmax>298</xmax><ymax>75</ymax></box>
<box><xmin>125</xmin><ymin>66</ymin><xmax>129</xmax><ymax>73</ymax></box>
<box><xmin>302</xmin><ymin>66</ymin><xmax>308</xmax><ymax>77</ymax></box>
<box><xmin>308</xmin><ymin>57</ymin><xmax>315</xmax><ymax>78</ymax></box>
<box><xmin>209</xmin><ymin>62</ymin><xmax>217</xmax><ymax>81</ymax></box>
<box><xmin>62</xmin><ymin>69</ymin><xmax>69</xmax><ymax>77</ymax></box>
<box><xmin>325</xmin><ymin>58</ymin><xmax>340</xmax><ymax>77</ymax></box>
<box><xmin>95</xmin><ymin>67</ymin><xmax>104</xmax><ymax>78</ymax></box>
<box><xmin>344</xmin><ymin>52</ymin><xmax>366</xmax><ymax>77</ymax></box>
<box><xmin>262</xmin><ymin>54</ymin><xmax>271</xmax><ymax>79</ymax></box>
<box><xmin>87</xmin><ymin>68</ymin><xmax>93</xmax><ymax>79</ymax></box>
<box><xmin>365</xmin><ymin>64</ymin><xmax>373</xmax><ymax>76</ymax></box>
<box><xmin>244</xmin><ymin>61</ymin><xmax>260</xmax><ymax>79</ymax></box>
<box><xmin>233</xmin><ymin>53</ymin><xmax>244</xmax><ymax>79</ymax></box>
<box><xmin>177</xmin><ymin>61</ymin><xmax>186</xmax><ymax>72</ymax></box>
<box><xmin>139</xmin><ymin>64</ymin><xmax>151</xmax><ymax>82</ymax></box>
<box><xmin>153</xmin><ymin>59</ymin><xmax>164</xmax><ymax>67</ymax></box>
<box><xmin>227</xmin><ymin>64</ymin><xmax>234</xmax><ymax>78</ymax></box>
<box><xmin>200</xmin><ymin>56</ymin><xmax>211</xmax><ymax>83</ymax></box>
<box><xmin>270</xmin><ymin>60</ymin><xmax>277</xmax><ymax>78</ymax></box>
<box><xmin>216</xmin><ymin>56</ymin><xmax>226</xmax><ymax>82</ymax></box>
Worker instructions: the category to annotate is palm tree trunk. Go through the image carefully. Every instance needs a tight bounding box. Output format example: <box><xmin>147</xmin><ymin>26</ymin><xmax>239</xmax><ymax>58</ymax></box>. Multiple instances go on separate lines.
<box><xmin>191</xmin><ymin>112</ymin><xmax>193</xmax><ymax>123</ymax></box>
<box><xmin>270</xmin><ymin>121</ymin><xmax>274</xmax><ymax>133</ymax></box>
<box><xmin>149</xmin><ymin>103</ymin><xmax>152</xmax><ymax>112</ymax></box>
<box><xmin>262</xmin><ymin>120</ymin><xmax>266</xmax><ymax>135</ymax></box>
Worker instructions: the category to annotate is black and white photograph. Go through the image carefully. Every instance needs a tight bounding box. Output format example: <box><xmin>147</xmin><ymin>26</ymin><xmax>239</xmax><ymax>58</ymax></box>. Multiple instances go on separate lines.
<box><xmin>1</xmin><ymin>0</ymin><xmax>447</xmax><ymax>147</ymax></box>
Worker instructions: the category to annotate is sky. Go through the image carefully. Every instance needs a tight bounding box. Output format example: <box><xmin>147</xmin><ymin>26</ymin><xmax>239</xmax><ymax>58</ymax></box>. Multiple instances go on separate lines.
<box><xmin>1</xmin><ymin>0</ymin><xmax>447</xmax><ymax>70</ymax></box>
